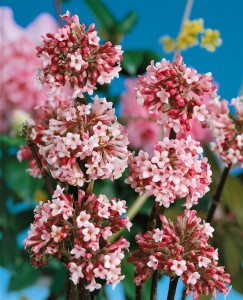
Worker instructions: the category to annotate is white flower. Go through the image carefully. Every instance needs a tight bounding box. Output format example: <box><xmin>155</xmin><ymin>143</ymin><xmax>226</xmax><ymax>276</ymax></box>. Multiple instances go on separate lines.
<box><xmin>152</xmin><ymin>228</ymin><xmax>164</xmax><ymax>243</ymax></box>
<box><xmin>186</xmin><ymin>272</ymin><xmax>200</xmax><ymax>285</ymax></box>
<box><xmin>147</xmin><ymin>255</ymin><xmax>158</xmax><ymax>270</ymax></box>
<box><xmin>198</xmin><ymin>256</ymin><xmax>211</xmax><ymax>268</ymax></box>
<box><xmin>170</xmin><ymin>259</ymin><xmax>187</xmax><ymax>276</ymax></box>
<box><xmin>204</xmin><ymin>222</ymin><xmax>214</xmax><ymax>237</ymax></box>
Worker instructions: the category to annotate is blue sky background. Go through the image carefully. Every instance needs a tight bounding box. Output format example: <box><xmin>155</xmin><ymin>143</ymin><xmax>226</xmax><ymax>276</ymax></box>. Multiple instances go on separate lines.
<box><xmin>0</xmin><ymin>0</ymin><xmax>243</xmax><ymax>299</ymax></box>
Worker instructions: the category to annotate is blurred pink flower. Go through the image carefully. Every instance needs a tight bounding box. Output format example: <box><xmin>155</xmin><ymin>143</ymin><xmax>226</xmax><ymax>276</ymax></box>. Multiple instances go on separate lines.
<box><xmin>0</xmin><ymin>7</ymin><xmax>58</xmax><ymax>133</ymax></box>
<box><xmin>120</xmin><ymin>78</ymin><xmax>162</xmax><ymax>154</ymax></box>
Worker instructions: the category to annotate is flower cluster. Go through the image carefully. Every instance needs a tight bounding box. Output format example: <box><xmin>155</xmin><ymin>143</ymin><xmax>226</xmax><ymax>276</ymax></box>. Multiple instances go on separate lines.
<box><xmin>17</xmin><ymin>95</ymin><xmax>70</xmax><ymax>178</ymax></box>
<box><xmin>207</xmin><ymin>96</ymin><xmax>243</xmax><ymax>166</ymax></box>
<box><xmin>128</xmin><ymin>210</ymin><xmax>230</xmax><ymax>300</ymax></box>
<box><xmin>136</xmin><ymin>55</ymin><xmax>217</xmax><ymax>133</ymax></box>
<box><xmin>125</xmin><ymin>136</ymin><xmax>212</xmax><ymax>208</ymax></box>
<box><xmin>0</xmin><ymin>7</ymin><xmax>57</xmax><ymax>133</ymax></box>
<box><xmin>38</xmin><ymin>96</ymin><xmax>129</xmax><ymax>186</ymax></box>
<box><xmin>36</xmin><ymin>11</ymin><xmax>122</xmax><ymax>99</ymax></box>
<box><xmin>120</xmin><ymin>79</ymin><xmax>162</xmax><ymax>154</ymax></box>
<box><xmin>24</xmin><ymin>185</ymin><xmax>131</xmax><ymax>291</ymax></box>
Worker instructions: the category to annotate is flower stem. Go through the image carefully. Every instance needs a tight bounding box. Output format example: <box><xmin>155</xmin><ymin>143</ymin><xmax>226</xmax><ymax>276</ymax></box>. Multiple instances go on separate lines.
<box><xmin>136</xmin><ymin>285</ymin><xmax>143</xmax><ymax>300</ymax></box>
<box><xmin>167</xmin><ymin>277</ymin><xmax>179</xmax><ymax>300</ymax></box>
<box><xmin>172</xmin><ymin>0</ymin><xmax>194</xmax><ymax>61</ymax></box>
<box><xmin>206</xmin><ymin>164</ymin><xmax>231</xmax><ymax>223</ymax></box>
<box><xmin>150</xmin><ymin>270</ymin><xmax>159</xmax><ymax>300</ymax></box>
<box><xmin>77</xmin><ymin>279</ymin><xmax>91</xmax><ymax>300</ymax></box>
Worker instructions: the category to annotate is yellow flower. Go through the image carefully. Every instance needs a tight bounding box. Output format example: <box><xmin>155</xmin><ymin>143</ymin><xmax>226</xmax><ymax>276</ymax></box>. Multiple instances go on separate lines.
<box><xmin>160</xmin><ymin>35</ymin><xmax>175</xmax><ymax>53</ymax></box>
<box><xmin>183</xmin><ymin>19</ymin><xmax>204</xmax><ymax>35</ymax></box>
<box><xmin>201</xmin><ymin>29</ymin><xmax>222</xmax><ymax>52</ymax></box>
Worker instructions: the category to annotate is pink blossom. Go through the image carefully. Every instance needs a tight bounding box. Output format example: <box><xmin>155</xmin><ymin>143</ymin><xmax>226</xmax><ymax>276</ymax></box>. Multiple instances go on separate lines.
<box><xmin>24</xmin><ymin>185</ymin><xmax>131</xmax><ymax>290</ymax></box>
<box><xmin>37</xmin><ymin>11</ymin><xmax>123</xmax><ymax>99</ymax></box>
<box><xmin>39</xmin><ymin>96</ymin><xmax>130</xmax><ymax>186</ymax></box>
<box><xmin>136</xmin><ymin>55</ymin><xmax>217</xmax><ymax>133</ymax></box>
<box><xmin>128</xmin><ymin>210</ymin><xmax>231</xmax><ymax>300</ymax></box>
<box><xmin>0</xmin><ymin>7</ymin><xmax>58</xmax><ymax>133</ymax></box>
<box><xmin>120</xmin><ymin>79</ymin><xmax>162</xmax><ymax>154</ymax></box>
<box><xmin>125</xmin><ymin>136</ymin><xmax>212</xmax><ymax>208</ymax></box>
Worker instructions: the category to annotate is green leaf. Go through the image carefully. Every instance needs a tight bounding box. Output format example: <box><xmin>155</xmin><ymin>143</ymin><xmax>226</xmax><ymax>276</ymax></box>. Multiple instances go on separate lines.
<box><xmin>121</xmin><ymin>50</ymin><xmax>161</xmax><ymax>76</ymax></box>
<box><xmin>51</xmin><ymin>266</ymin><xmax>67</xmax><ymax>294</ymax></box>
<box><xmin>84</xmin><ymin>0</ymin><xmax>116</xmax><ymax>31</ymax></box>
<box><xmin>198</xmin><ymin>294</ymin><xmax>212</xmax><ymax>300</ymax></box>
<box><xmin>15</xmin><ymin>210</ymin><xmax>34</xmax><ymax>232</ymax></box>
<box><xmin>0</xmin><ymin>134</ymin><xmax>24</xmax><ymax>148</ymax></box>
<box><xmin>4</xmin><ymin>158</ymin><xmax>43</xmax><ymax>201</ymax></box>
<box><xmin>116</xmin><ymin>11</ymin><xmax>138</xmax><ymax>35</ymax></box>
<box><xmin>121</xmin><ymin>257</ymin><xmax>135</xmax><ymax>300</ymax></box>
<box><xmin>231</xmin><ymin>266</ymin><xmax>243</xmax><ymax>294</ymax></box>
<box><xmin>8</xmin><ymin>262</ymin><xmax>40</xmax><ymax>291</ymax></box>
<box><xmin>223</xmin><ymin>176</ymin><xmax>243</xmax><ymax>226</ymax></box>
<box><xmin>222</xmin><ymin>235</ymin><xmax>241</xmax><ymax>275</ymax></box>
<box><xmin>0</xmin><ymin>234</ymin><xmax>18</xmax><ymax>269</ymax></box>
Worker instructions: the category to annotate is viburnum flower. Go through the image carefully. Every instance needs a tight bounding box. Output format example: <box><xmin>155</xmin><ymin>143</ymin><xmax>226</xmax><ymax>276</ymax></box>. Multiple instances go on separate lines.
<box><xmin>0</xmin><ymin>7</ymin><xmax>57</xmax><ymax>133</ymax></box>
<box><xmin>128</xmin><ymin>210</ymin><xmax>231</xmax><ymax>300</ymax></box>
<box><xmin>125</xmin><ymin>135</ymin><xmax>212</xmax><ymax>208</ymax></box>
<box><xmin>38</xmin><ymin>96</ymin><xmax>129</xmax><ymax>186</ymax></box>
<box><xmin>136</xmin><ymin>55</ymin><xmax>217</xmax><ymax>133</ymax></box>
<box><xmin>17</xmin><ymin>95</ymin><xmax>70</xmax><ymax>178</ymax></box>
<box><xmin>206</xmin><ymin>96</ymin><xmax>243</xmax><ymax>166</ymax></box>
<box><xmin>36</xmin><ymin>11</ymin><xmax>123</xmax><ymax>99</ymax></box>
<box><xmin>120</xmin><ymin>78</ymin><xmax>162</xmax><ymax>154</ymax></box>
<box><xmin>24</xmin><ymin>185</ymin><xmax>131</xmax><ymax>291</ymax></box>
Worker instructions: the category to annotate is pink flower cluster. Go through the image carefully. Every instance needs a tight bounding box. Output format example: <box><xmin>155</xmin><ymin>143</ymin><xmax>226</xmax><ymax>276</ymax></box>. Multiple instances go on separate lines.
<box><xmin>125</xmin><ymin>136</ymin><xmax>212</xmax><ymax>208</ymax></box>
<box><xmin>24</xmin><ymin>185</ymin><xmax>131</xmax><ymax>291</ymax></box>
<box><xmin>120</xmin><ymin>79</ymin><xmax>162</xmax><ymax>154</ymax></box>
<box><xmin>136</xmin><ymin>55</ymin><xmax>217</xmax><ymax>133</ymax></box>
<box><xmin>128</xmin><ymin>210</ymin><xmax>230</xmax><ymax>300</ymax></box>
<box><xmin>17</xmin><ymin>95</ymin><xmax>70</xmax><ymax>178</ymax></box>
<box><xmin>206</xmin><ymin>96</ymin><xmax>243</xmax><ymax>166</ymax></box>
<box><xmin>36</xmin><ymin>11</ymin><xmax>122</xmax><ymax>99</ymax></box>
<box><xmin>0</xmin><ymin>8</ymin><xmax>57</xmax><ymax>133</ymax></box>
<box><xmin>39</xmin><ymin>96</ymin><xmax>129</xmax><ymax>186</ymax></box>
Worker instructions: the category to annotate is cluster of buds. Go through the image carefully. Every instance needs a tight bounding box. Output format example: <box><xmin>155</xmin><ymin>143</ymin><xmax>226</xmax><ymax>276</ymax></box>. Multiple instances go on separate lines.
<box><xmin>38</xmin><ymin>95</ymin><xmax>129</xmax><ymax>186</ymax></box>
<box><xmin>24</xmin><ymin>185</ymin><xmax>131</xmax><ymax>291</ymax></box>
<box><xmin>128</xmin><ymin>210</ymin><xmax>231</xmax><ymax>299</ymax></box>
<box><xmin>125</xmin><ymin>136</ymin><xmax>212</xmax><ymax>208</ymax></box>
<box><xmin>206</xmin><ymin>96</ymin><xmax>243</xmax><ymax>166</ymax></box>
<box><xmin>136</xmin><ymin>55</ymin><xmax>217</xmax><ymax>133</ymax></box>
<box><xmin>36</xmin><ymin>11</ymin><xmax>122</xmax><ymax>99</ymax></box>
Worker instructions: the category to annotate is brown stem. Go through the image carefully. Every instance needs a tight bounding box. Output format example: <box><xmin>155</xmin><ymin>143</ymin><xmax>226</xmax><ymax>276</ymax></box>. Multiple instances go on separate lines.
<box><xmin>69</xmin><ymin>281</ymin><xmax>78</xmax><ymax>300</ymax></box>
<box><xmin>77</xmin><ymin>279</ymin><xmax>91</xmax><ymax>300</ymax></box>
<box><xmin>167</xmin><ymin>277</ymin><xmax>179</xmax><ymax>300</ymax></box>
<box><xmin>169</xmin><ymin>129</ymin><xmax>176</xmax><ymax>140</ymax></box>
<box><xmin>150</xmin><ymin>270</ymin><xmax>159</xmax><ymax>300</ymax></box>
<box><xmin>206</xmin><ymin>164</ymin><xmax>231</xmax><ymax>223</ymax></box>
<box><xmin>27</xmin><ymin>141</ymin><xmax>54</xmax><ymax>196</ymax></box>
<box><xmin>136</xmin><ymin>285</ymin><xmax>143</xmax><ymax>300</ymax></box>
<box><xmin>54</xmin><ymin>0</ymin><xmax>63</xmax><ymax>26</ymax></box>
<box><xmin>181</xmin><ymin>286</ymin><xmax>187</xmax><ymax>300</ymax></box>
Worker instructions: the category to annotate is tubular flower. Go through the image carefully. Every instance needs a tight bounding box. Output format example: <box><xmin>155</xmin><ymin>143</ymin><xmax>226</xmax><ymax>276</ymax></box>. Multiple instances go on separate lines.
<box><xmin>136</xmin><ymin>55</ymin><xmax>217</xmax><ymax>133</ymax></box>
<box><xmin>125</xmin><ymin>136</ymin><xmax>212</xmax><ymax>209</ymax></box>
<box><xmin>128</xmin><ymin>210</ymin><xmax>231</xmax><ymax>300</ymax></box>
<box><xmin>17</xmin><ymin>95</ymin><xmax>70</xmax><ymax>178</ymax></box>
<box><xmin>206</xmin><ymin>96</ymin><xmax>243</xmax><ymax>166</ymax></box>
<box><xmin>38</xmin><ymin>96</ymin><xmax>129</xmax><ymax>186</ymax></box>
<box><xmin>36</xmin><ymin>11</ymin><xmax>123</xmax><ymax>99</ymax></box>
<box><xmin>24</xmin><ymin>185</ymin><xmax>131</xmax><ymax>291</ymax></box>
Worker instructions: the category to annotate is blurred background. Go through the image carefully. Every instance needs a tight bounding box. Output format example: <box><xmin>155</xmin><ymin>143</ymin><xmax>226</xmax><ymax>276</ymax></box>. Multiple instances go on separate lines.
<box><xmin>0</xmin><ymin>0</ymin><xmax>243</xmax><ymax>299</ymax></box>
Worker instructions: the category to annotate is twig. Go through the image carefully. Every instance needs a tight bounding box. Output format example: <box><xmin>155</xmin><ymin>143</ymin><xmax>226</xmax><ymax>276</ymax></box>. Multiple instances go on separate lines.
<box><xmin>172</xmin><ymin>0</ymin><xmax>194</xmax><ymax>61</ymax></box>
<box><xmin>19</xmin><ymin>121</ymin><xmax>54</xmax><ymax>196</ymax></box>
<box><xmin>206</xmin><ymin>164</ymin><xmax>231</xmax><ymax>223</ymax></box>
<box><xmin>136</xmin><ymin>285</ymin><xmax>143</xmax><ymax>300</ymax></box>
<box><xmin>54</xmin><ymin>0</ymin><xmax>63</xmax><ymax>26</ymax></box>
<box><xmin>167</xmin><ymin>277</ymin><xmax>179</xmax><ymax>300</ymax></box>
<box><xmin>150</xmin><ymin>270</ymin><xmax>159</xmax><ymax>300</ymax></box>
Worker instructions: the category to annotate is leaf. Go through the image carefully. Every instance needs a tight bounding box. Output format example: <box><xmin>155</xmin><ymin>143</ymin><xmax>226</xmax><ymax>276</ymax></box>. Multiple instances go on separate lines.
<box><xmin>0</xmin><ymin>134</ymin><xmax>24</xmax><ymax>148</ymax></box>
<box><xmin>4</xmin><ymin>158</ymin><xmax>43</xmax><ymax>201</ymax></box>
<box><xmin>231</xmin><ymin>266</ymin><xmax>243</xmax><ymax>294</ymax></box>
<box><xmin>116</xmin><ymin>11</ymin><xmax>138</xmax><ymax>35</ymax></box>
<box><xmin>15</xmin><ymin>210</ymin><xmax>34</xmax><ymax>232</ymax></box>
<box><xmin>198</xmin><ymin>294</ymin><xmax>212</xmax><ymax>300</ymax></box>
<box><xmin>51</xmin><ymin>266</ymin><xmax>67</xmax><ymax>294</ymax></box>
<box><xmin>84</xmin><ymin>0</ymin><xmax>116</xmax><ymax>31</ymax></box>
<box><xmin>223</xmin><ymin>176</ymin><xmax>243</xmax><ymax>226</ymax></box>
<box><xmin>121</xmin><ymin>255</ymin><xmax>135</xmax><ymax>300</ymax></box>
<box><xmin>121</xmin><ymin>50</ymin><xmax>161</xmax><ymax>76</ymax></box>
<box><xmin>222</xmin><ymin>235</ymin><xmax>241</xmax><ymax>275</ymax></box>
<box><xmin>8</xmin><ymin>262</ymin><xmax>40</xmax><ymax>291</ymax></box>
